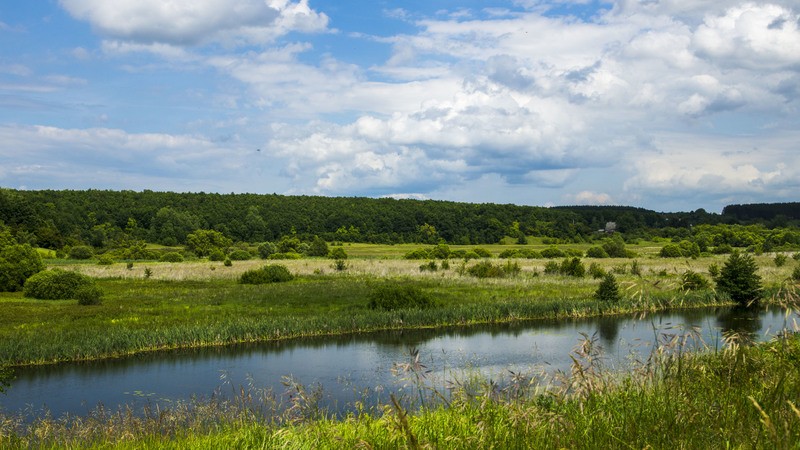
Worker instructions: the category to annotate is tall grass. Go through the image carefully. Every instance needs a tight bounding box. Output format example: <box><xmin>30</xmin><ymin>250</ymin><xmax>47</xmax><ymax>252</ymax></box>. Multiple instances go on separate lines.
<box><xmin>2</xmin><ymin>320</ymin><xmax>798</xmax><ymax>449</ymax></box>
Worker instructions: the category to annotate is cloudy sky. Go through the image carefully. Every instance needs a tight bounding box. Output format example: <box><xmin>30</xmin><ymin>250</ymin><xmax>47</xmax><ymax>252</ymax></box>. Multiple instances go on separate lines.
<box><xmin>1</xmin><ymin>1</ymin><xmax>798</xmax><ymax>212</ymax></box>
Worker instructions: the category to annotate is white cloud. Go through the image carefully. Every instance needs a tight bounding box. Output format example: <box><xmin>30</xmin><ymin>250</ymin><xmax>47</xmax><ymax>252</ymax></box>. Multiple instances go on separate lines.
<box><xmin>692</xmin><ymin>3</ymin><xmax>800</xmax><ymax>70</ymax></box>
<box><xmin>59</xmin><ymin>0</ymin><xmax>328</xmax><ymax>47</ymax></box>
<box><xmin>569</xmin><ymin>190</ymin><xmax>613</xmax><ymax>205</ymax></box>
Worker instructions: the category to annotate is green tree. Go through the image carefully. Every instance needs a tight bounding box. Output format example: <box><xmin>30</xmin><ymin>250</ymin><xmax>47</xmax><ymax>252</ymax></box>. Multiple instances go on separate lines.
<box><xmin>186</xmin><ymin>229</ymin><xmax>232</xmax><ymax>257</ymax></box>
<box><xmin>306</xmin><ymin>236</ymin><xmax>329</xmax><ymax>257</ymax></box>
<box><xmin>716</xmin><ymin>252</ymin><xmax>762</xmax><ymax>307</ymax></box>
<box><xmin>0</xmin><ymin>244</ymin><xmax>45</xmax><ymax>292</ymax></box>
<box><xmin>595</xmin><ymin>273</ymin><xmax>621</xmax><ymax>302</ymax></box>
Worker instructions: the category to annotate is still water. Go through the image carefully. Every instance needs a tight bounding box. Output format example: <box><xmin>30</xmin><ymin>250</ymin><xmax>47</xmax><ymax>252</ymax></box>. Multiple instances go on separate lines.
<box><xmin>1</xmin><ymin>306</ymin><xmax>796</xmax><ymax>419</ymax></box>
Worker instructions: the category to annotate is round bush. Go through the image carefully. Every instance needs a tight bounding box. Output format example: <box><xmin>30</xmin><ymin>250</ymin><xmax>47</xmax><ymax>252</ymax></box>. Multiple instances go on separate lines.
<box><xmin>329</xmin><ymin>247</ymin><xmax>348</xmax><ymax>260</ymax></box>
<box><xmin>97</xmin><ymin>255</ymin><xmax>114</xmax><ymax>265</ymax></box>
<box><xmin>239</xmin><ymin>264</ymin><xmax>294</xmax><ymax>284</ymax></box>
<box><xmin>228</xmin><ymin>249</ymin><xmax>251</xmax><ymax>261</ymax></box>
<box><xmin>208</xmin><ymin>249</ymin><xmax>226</xmax><ymax>261</ymax></box>
<box><xmin>368</xmin><ymin>283</ymin><xmax>434</xmax><ymax>310</ymax></box>
<box><xmin>267</xmin><ymin>252</ymin><xmax>302</xmax><ymax>260</ymax></box>
<box><xmin>76</xmin><ymin>285</ymin><xmax>104</xmax><ymax>305</ymax></box>
<box><xmin>68</xmin><ymin>245</ymin><xmax>94</xmax><ymax>260</ymax></box>
<box><xmin>541</xmin><ymin>247</ymin><xmax>566</xmax><ymax>259</ymax></box>
<box><xmin>0</xmin><ymin>244</ymin><xmax>45</xmax><ymax>292</ymax></box>
<box><xmin>160</xmin><ymin>252</ymin><xmax>184</xmax><ymax>263</ymax></box>
<box><xmin>23</xmin><ymin>269</ymin><xmax>93</xmax><ymax>300</ymax></box>
<box><xmin>586</xmin><ymin>246</ymin><xmax>609</xmax><ymax>258</ymax></box>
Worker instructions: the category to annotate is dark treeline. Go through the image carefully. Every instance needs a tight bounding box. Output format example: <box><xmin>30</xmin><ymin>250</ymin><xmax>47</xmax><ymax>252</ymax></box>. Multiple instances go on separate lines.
<box><xmin>0</xmin><ymin>188</ymin><xmax>797</xmax><ymax>249</ymax></box>
<box><xmin>722</xmin><ymin>202</ymin><xmax>800</xmax><ymax>223</ymax></box>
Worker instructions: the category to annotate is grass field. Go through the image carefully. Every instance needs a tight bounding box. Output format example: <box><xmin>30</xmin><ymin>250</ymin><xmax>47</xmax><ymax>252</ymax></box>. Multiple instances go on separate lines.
<box><xmin>1</xmin><ymin>243</ymin><xmax>799</xmax><ymax>448</ymax></box>
<box><xmin>1</xmin><ymin>243</ymin><xmax>798</xmax><ymax>366</ymax></box>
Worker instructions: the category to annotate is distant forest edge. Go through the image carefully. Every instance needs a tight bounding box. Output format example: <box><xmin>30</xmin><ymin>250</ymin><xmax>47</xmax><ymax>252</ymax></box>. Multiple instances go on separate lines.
<box><xmin>0</xmin><ymin>188</ymin><xmax>798</xmax><ymax>248</ymax></box>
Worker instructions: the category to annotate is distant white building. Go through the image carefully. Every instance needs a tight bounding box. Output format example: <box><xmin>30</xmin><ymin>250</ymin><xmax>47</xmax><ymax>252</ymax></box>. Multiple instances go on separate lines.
<box><xmin>604</xmin><ymin>222</ymin><xmax>617</xmax><ymax>233</ymax></box>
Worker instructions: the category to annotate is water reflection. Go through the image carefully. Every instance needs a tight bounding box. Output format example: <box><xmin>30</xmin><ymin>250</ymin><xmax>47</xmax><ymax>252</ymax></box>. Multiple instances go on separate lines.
<box><xmin>0</xmin><ymin>306</ymin><xmax>794</xmax><ymax>420</ymax></box>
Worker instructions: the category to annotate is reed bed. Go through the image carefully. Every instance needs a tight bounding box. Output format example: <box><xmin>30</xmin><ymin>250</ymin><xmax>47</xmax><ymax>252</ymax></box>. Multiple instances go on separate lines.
<box><xmin>2</xmin><ymin>323</ymin><xmax>798</xmax><ymax>449</ymax></box>
<box><xmin>2</xmin><ymin>253</ymin><xmax>797</xmax><ymax>366</ymax></box>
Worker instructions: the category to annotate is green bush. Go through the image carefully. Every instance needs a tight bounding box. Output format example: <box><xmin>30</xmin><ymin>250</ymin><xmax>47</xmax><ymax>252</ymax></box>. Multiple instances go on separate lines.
<box><xmin>463</xmin><ymin>251</ymin><xmax>481</xmax><ymax>261</ymax></box>
<box><xmin>75</xmin><ymin>285</ymin><xmax>104</xmax><ymax>306</ymax></box>
<box><xmin>224</xmin><ymin>258</ymin><xmax>232</xmax><ymax>267</ymax></box>
<box><xmin>716</xmin><ymin>252</ymin><xmax>762</xmax><ymax>306</ymax></box>
<box><xmin>543</xmin><ymin>261</ymin><xmax>560</xmax><ymax>274</ymax></box>
<box><xmin>431</xmin><ymin>244</ymin><xmax>451</xmax><ymax>259</ymax></box>
<box><xmin>257</xmin><ymin>242</ymin><xmax>277</xmax><ymax>259</ymax></box>
<box><xmin>68</xmin><ymin>245</ymin><xmax>94</xmax><ymax>260</ymax></box>
<box><xmin>559</xmin><ymin>257</ymin><xmax>585</xmax><ymax>277</ymax></box>
<box><xmin>0</xmin><ymin>244</ymin><xmax>45</xmax><ymax>292</ymax></box>
<box><xmin>404</xmin><ymin>249</ymin><xmax>431</xmax><ymax>260</ymax></box>
<box><xmin>160</xmin><ymin>252</ymin><xmax>184</xmax><ymax>263</ymax></box>
<box><xmin>472</xmin><ymin>247</ymin><xmax>492</xmax><ymax>258</ymax></box>
<box><xmin>792</xmin><ymin>266</ymin><xmax>800</xmax><ymax>281</ymax></box>
<box><xmin>331</xmin><ymin>259</ymin><xmax>348</xmax><ymax>271</ymax></box>
<box><xmin>594</xmin><ymin>273</ymin><xmax>621</xmax><ymax>302</ymax></box>
<box><xmin>520</xmin><ymin>249</ymin><xmax>542</xmax><ymax>259</ymax></box>
<box><xmin>208</xmin><ymin>249</ymin><xmax>226</xmax><ymax>261</ymax></box>
<box><xmin>588</xmin><ymin>262</ymin><xmax>606</xmax><ymax>279</ymax></box>
<box><xmin>306</xmin><ymin>236</ymin><xmax>329</xmax><ymax>257</ymax></box>
<box><xmin>659</xmin><ymin>244</ymin><xmax>683</xmax><ymax>258</ymax></box>
<box><xmin>228</xmin><ymin>250</ymin><xmax>251</xmax><ymax>261</ymax></box>
<box><xmin>419</xmin><ymin>261</ymin><xmax>438</xmax><ymax>272</ymax></box>
<box><xmin>23</xmin><ymin>269</ymin><xmax>93</xmax><ymax>300</ymax></box>
<box><xmin>368</xmin><ymin>283</ymin><xmax>434</xmax><ymax>311</ymax></box>
<box><xmin>239</xmin><ymin>264</ymin><xmax>294</xmax><ymax>284</ymax></box>
<box><xmin>541</xmin><ymin>247</ymin><xmax>566</xmax><ymax>259</ymax></box>
<box><xmin>586</xmin><ymin>246</ymin><xmax>609</xmax><ymax>258</ymax></box>
<box><xmin>681</xmin><ymin>270</ymin><xmax>710</xmax><ymax>291</ymax></box>
<box><xmin>97</xmin><ymin>255</ymin><xmax>114</xmax><ymax>265</ymax></box>
<box><xmin>602</xmin><ymin>236</ymin><xmax>628</xmax><ymax>258</ymax></box>
<box><xmin>774</xmin><ymin>253</ymin><xmax>788</xmax><ymax>267</ymax></box>
<box><xmin>498</xmin><ymin>249</ymin><xmax>519</xmax><ymax>259</ymax></box>
<box><xmin>329</xmin><ymin>247</ymin><xmax>348</xmax><ymax>260</ymax></box>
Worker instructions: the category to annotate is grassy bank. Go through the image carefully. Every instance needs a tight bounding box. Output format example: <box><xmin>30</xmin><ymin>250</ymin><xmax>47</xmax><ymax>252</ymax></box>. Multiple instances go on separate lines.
<box><xmin>2</xmin><ymin>324</ymin><xmax>798</xmax><ymax>449</ymax></box>
<box><xmin>1</xmin><ymin>252</ymin><xmax>798</xmax><ymax>366</ymax></box>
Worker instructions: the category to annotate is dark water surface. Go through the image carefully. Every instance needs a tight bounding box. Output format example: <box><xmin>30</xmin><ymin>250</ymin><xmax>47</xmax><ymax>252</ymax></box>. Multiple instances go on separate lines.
<box><xmin>1</xmin><ymin>306</ymin><xmax>796</xmax><ymax>419</ymax></box>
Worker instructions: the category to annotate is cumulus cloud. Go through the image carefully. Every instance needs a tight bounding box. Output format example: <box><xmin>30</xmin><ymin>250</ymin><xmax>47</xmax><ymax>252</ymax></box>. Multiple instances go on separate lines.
<box><xmin>59</xmin><ymin>0</ymin><xmax>328</xmax><ymax>46</ymax></box>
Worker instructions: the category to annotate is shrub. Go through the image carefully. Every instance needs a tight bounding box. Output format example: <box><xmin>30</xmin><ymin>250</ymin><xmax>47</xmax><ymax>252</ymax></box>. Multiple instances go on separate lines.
<box><xmin>257</xmin><ymin>242</ymin><xmax>277</xmax><ymax>259</ymax></box>
<box><xmin>541</xmin><ymin>247</ymin><xmax>566</xmax><ymax>259</ymax></box>
<box><xmin>630</xmin><ymin>260</ymin><xmax>642</xmax><ymax>276</ymax></box>
<box><xmin>792</xmin><ymin>266</ymin><xmax>800</xmax><ymax>281</ymax></box>
<box><xmin>472</xmin><ymin>247</ymin><xmax>492</xmax><ymax>258</ymax></box>
<box><xmin>565</xmin><ymin>248</ymin><xmax>584</xmax><ymax>258</ymax></box>
<box><xmin>713</xmin><ymin>244</ymin><xmax>734</xmax><ymax>254</ymax></box>
<box><xmin>588</xmin><ymin>262</ymin><xmax>606</xmax><ymax>279</ymax></box>
<box><xmin>306</xmin><ymin>236</ymin><xmax>329</xmax><ymax>257</ymax></box>
<box><xmin>440</xmin><ymin>259</ymin><xmax>450</xmax><ymax>270</ymax></box>
<box><xmin>0</xmin><ymin>244</ymin><xmax>45</xmax><ymax>292</ymax></box>
<box><xmin>467</xmin><ymin>261</ymin><xmax>506</xmax><ymax>278</ymax></box>
<box><xmin>543</xmin><ymin>261</ymin><xmax>560</xmax><ymax>275</ymax></box>
<box><xmin>23</xmin><ymin>269</ymin><xmax>93</xmax><ymax>300</ymax></box>
<box><xmin>431</xmin><ymin>244</ymin><xmax>451</xmax><ymax>259</ymax></box>
<box><xmin>659</xmin><ymin>244</ymin><xmax>683</xmax><ymax>258</ymax></box>
<box><xmin>208</xmin><ymin>249</ymin><xmax>226</xmax><ymax>261</ymax></box>
<box><xmin>708</xmin><ymin>263</ymin><xmax>720</xmax><ymax>281</ymax></box>
<box><xmin>774</xmin><ymin>253</ymin><xmax>788</xmax><ymax>267</ymax></box>
<box><xmin>520</xmin><ymin>249</ymin><xmax>542</xmax><ymax>259</ymax></box>
<box><xmin>502</xmin><ymin>260</ymin><xmax>521</xmax><ymax>276</ymax></box>
<box><xmin>228</xmin><ymin>250</ymin><xmax>251</xmax><ymax>261</ymax></box>
<box><xmin>716</xmin><ymin>252</ymin><xmax>762</xmax><ymax>306</ymax></box>
<box><xmin>186</xmin><ymin>229</ymin><xmax>232</xmax><ymax>257</ymax></box>
<box><xmin>463</xmin><ymin>251</ymin><xmax>481</xmax><ymax>261</ymax></box>
<box><xmin>329</xmin><ymin>247</ymin><xmax>348</xmax><ymax>260</ymax></box>
<box><xmin>239</xmin><ymin>264</ymin><xmax>294</xmax><ymax>284</ymax></box>
<box><xmin>794</xmin><ymin>253</ymin><xmax>800</xmax><ymax>261</ymax></box>
<box><xmin>68</xmin><ymin>245</ymin><xmax>94</xmax><ymax>260</ymax></box>
<box><xmin>368</xmin><ymin>283</ymin><xmax>434</xmax><ymax>310</ymax></box>
<box><xmin>223</xmin><ymin>258</ymin><xmax>232</xmax><ymax>267</ymax></box>
<box><xmin>97</xmin><ymin>255</ymin><xmax>114</xmax><ymax>265</ymax></box>
<box><xmin>419</xmin><ymin>261</ymin><xmax>438</xmax><ymax>272</ymax></box>
<box><xmin>586</xmin><ymin>246</ymin><xmax>609</xmax><ymax>258</ymax></box>
<box><xmin>75</xmin><ymin>285</ymin><xmax>104</xmax><ymax>306</ymax></box>
<box><xmin>602</xmin><ymin>236</ymin><xmax>628</xmax><ymax>258</ymax></box>
<box><xmin>681</xmin><ymin>270</ymin><xmax>710</xmax><ymax>291</ymax></box>
<box><xmin>160</xmin><ymin>252</ymin><xmax>184</xmax><ymax>263</ymax></box>
<box><xmin>499</xmin><ymin>249</ymin><xmax>520</xmax><ymax>259</ymax></box>
<box><xmin>559</xmin><ymin>257</ymin><xmax>585</xmax><ymax>277</ymax></box>
<box><xmin>594</xmin><ymin>273</ymin><xmax>621</xmax><ymax>302</ymax></box>
<box><xmin>404</xmin><ymin>249</ymin><xmax>431</xmax><ymax>260</ymax></box>
<box><xmin>331</xmin><ymin>259</ymin><xmax>348</xmax><ymax>271</ymax></box>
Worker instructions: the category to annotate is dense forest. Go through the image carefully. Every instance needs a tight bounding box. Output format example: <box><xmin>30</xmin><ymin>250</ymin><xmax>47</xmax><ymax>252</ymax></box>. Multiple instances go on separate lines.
<box><xmin>0</xmin><ymin>188</ymin><xmax>798</xmax><ymax>250</ymax></box>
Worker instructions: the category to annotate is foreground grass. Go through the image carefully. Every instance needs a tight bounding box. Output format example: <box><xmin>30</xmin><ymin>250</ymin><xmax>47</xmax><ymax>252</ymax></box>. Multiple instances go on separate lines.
<box><xmin>2</xmin><ymin>327</ymin><xmax>799</xmax><ymax>449</ymax></box>
<box><xmin>1</xmin><ymin>253</ymin><xmax>797</xmax><ymax>366</ymax></box>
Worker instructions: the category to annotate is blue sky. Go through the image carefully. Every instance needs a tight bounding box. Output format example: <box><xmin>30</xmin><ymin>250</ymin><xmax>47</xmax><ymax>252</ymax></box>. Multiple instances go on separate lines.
<box><xmin>1</xmin><ymin>0</ymin><xmax>798</xmax><ymax>212</ymax></box>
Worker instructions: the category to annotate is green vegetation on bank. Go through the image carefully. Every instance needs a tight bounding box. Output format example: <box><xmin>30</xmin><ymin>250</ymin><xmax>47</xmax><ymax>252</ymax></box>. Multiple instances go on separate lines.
<box><xmin>3</xmin><ymin>321</ymin><xmax>798</xmax><ymax>449</ymax></box>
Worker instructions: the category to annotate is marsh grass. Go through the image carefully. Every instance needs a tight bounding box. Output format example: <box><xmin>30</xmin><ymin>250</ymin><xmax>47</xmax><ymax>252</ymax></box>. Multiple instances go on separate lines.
<box><xmin>3</xmin><ymin>316</ymin><xmax>799</xmax><ymax>449</ymax></box>
<box><xmin>2</xmin><ymin>253</ymin><xmax>797</xmax><ymax>366</ymax></box>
